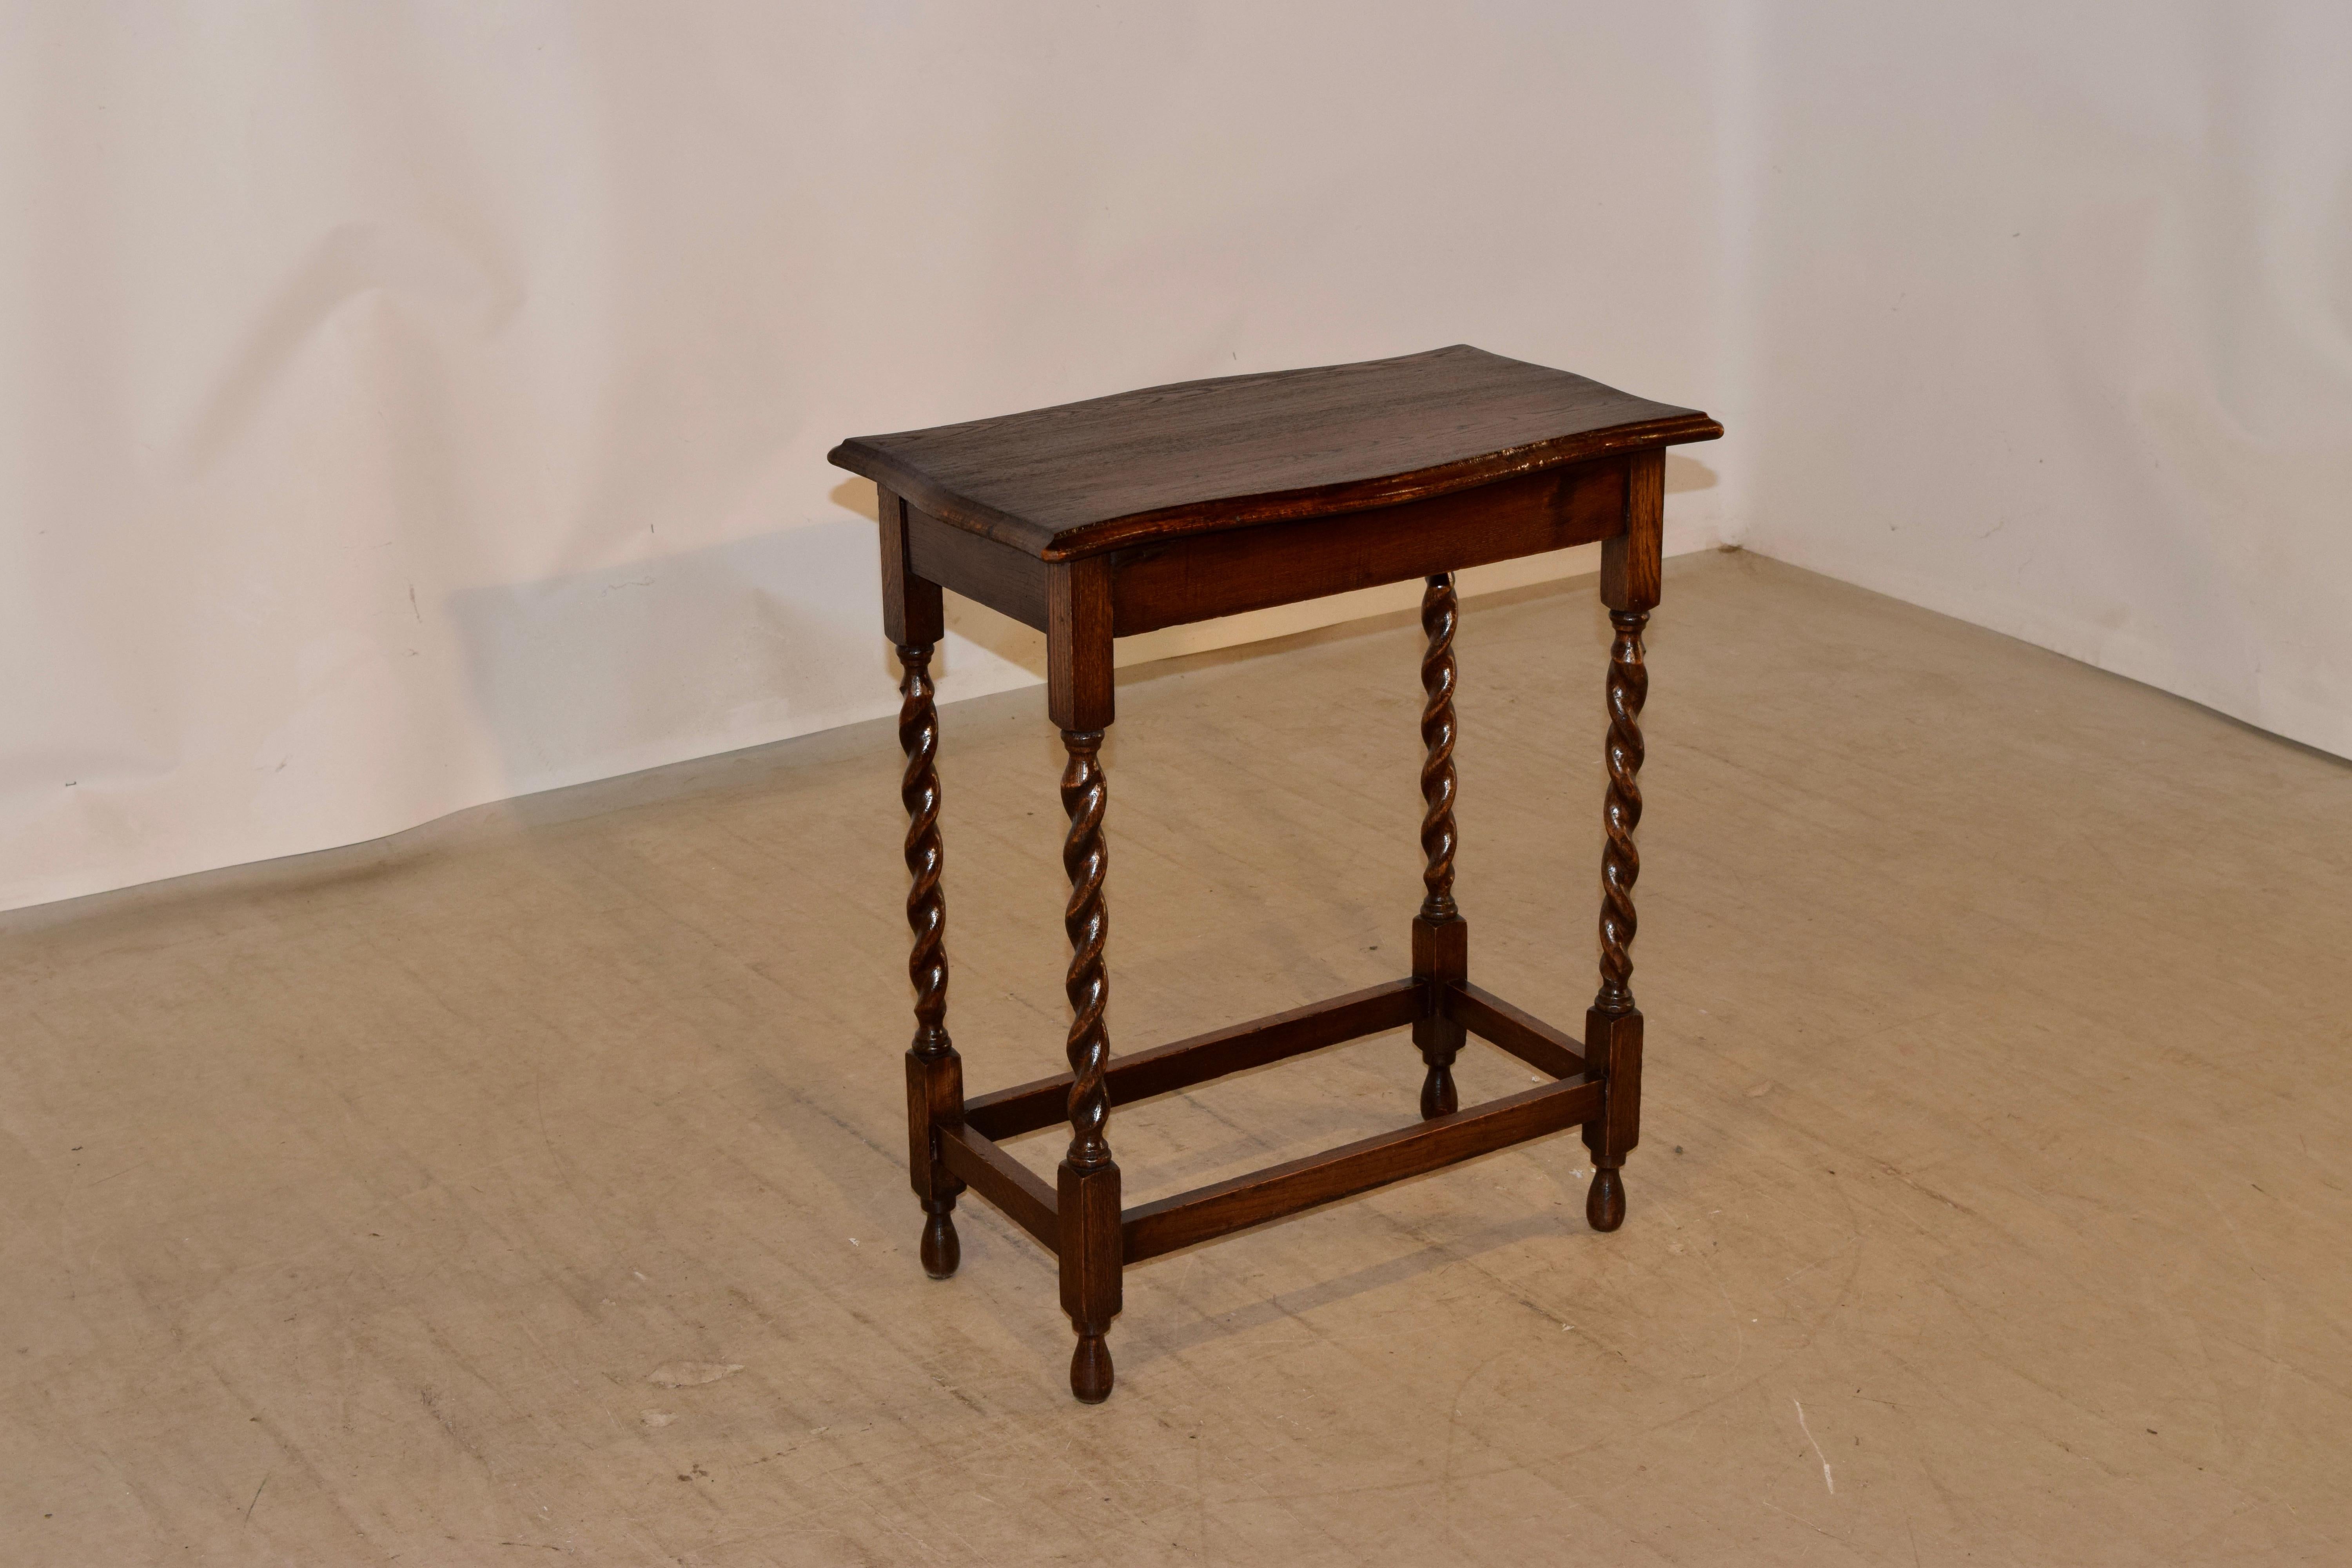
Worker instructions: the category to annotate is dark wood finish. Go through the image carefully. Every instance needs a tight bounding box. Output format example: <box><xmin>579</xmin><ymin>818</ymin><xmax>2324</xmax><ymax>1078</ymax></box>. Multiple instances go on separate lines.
<box><xmin>1581</xmin><ymin>1007</ymin><xmax>1642</xmax><ymax>1233</ymax></box>
<box><xmin>906</xmin><ymin>505</ymin><xmax>1048</xmax><ymax>630</ymax></box>
<box><xmin>1107</xmin><ymin>459</ymin><xmax>1624</xmax><ymax>635</ymax></box>
<box><xmin>1593</xmin><ymin>611</ymin><xmax>1648</xmax><ymax>1015</ymax></box>
<box><xmin>964</xmin><ymin>979</ymin><xmax>1423</xmax><ymax>1140</ymax></box>
<box><xmin>1601</xmin><ymin>448</ymin><xmax>1665</xmax><ymax>613</ymax></box>
<box><xmin>938</xmin><ymin>970</ymin><xmax>1611</xmax><ymax>1257</ymax></box>
<box><xmin>846</xmin><ymin>348</ymin><xmax>1716</xmax><ymax>1400</ymax></box>
<box><xmin>1445</xmin><ymin>982</ymin><xmax>1585</xmax><ymax>1081</ymax></box>
<box><xmin>1059</xmin><ymin>1161</ymin><xmax>1121</xmax><ymax>1403</ymax></box>
<box><xmin>1057</xmin><ymin>730</ymin><xmax>1114</xmax><ymax>1175</ymax></box>
<box><xmin>1055</xmin><ymin>726</ymin><xmax>1120</xmax><ymax>1398</ymax></box>
<box><xmin>1410</xmin><ymin>918</ymin><xmax>1468</xmax><ymax>1120</ymax></box>
<box><xmin>1048</xmin><ymin>561</ymin><xmax>1114</xmax><ymax>731</ymax></box>
<box><xmin>1583</xmin><ymin>600</ymin><xmax>1651</xmax><ymax>1232</ymax></box>
<box><xmin>940</xmin><ymin>975</ymin><xmax>1616</xmax><ymax>1262</ymax></box>
<box><xmin>894</xmin><ymin>642</ymin><xmax>964</xmax><ymax>1278</ymax></box>
<box><xmin>1122</xmin><ymin>1076</ymin><xmax>1603</xmax><ymax>1263</ymax></box>
<box><xmin>910</xmin><ymin>1071</ymin><xmax>962</xmax><ymax>1278</ymax></box>
<box><xmin>1416</xmin><ymin>573</ymin><xmax>1461</xmax><ymax>927</ymax></box>
<box><xmin>830</xmin><ymin>345</ymin><xmax>1719</xmax><ymax>561</ymax></box>
<box><xmin>938</xmin><ymin>1124</ymin><xmax>1057</xmax><ymax>1250</ymax></box>
<box><xmin>1411</xmin><ymin>574</ymin><xmax>1467</xmax><ymax>1119</ymax></box>
<box><xmin>877</xmin><ymin>486</ymin><xmax>944</xmax><ymax>646</ymax></box>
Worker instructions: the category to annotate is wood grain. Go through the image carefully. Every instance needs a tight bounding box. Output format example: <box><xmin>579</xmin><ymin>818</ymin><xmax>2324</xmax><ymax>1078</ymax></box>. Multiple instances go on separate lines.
<box><xmin>1581</xmin><ymin>1007</ymin><xmax>1642</xmax><ymax>1232</ymax></box>
<box><xmin>1585</xmin><ymin>606</ymin><xmax>1651</xmax><ymax>1232</ymax></box>
<box><xmin>1417</xmin><ymin>574</ymin><xmax>1461</xmax><ymax>924</ymax></box>
<box><xmin>877</xmin><ymin>485</ymin><xmax>944</xmax><ymax>646</ymax></box>
<box><xmin>850</xmin><ymin>346</ymin><xmax>1711</xmax><ymax>1398</ymax></box>
<box><xmin>1594</xmin><ymin>611</ymin><xmax>1648</xmax><ymax>1015</ymax></box>
<box><xmin>906</xmin><ymin>505</ymin><xmax>1047</xmax><ymax>630</ymax></box>
<box><xmin>1445</xmin><ymin>982</ymin><xmax>1585</xmax><ymax>1081</ymax></box>
<box><xmin>1059</xmin><ymin>1161</ymin><xmax>1122</xmax><ymax>1402</ymax></box>
<box><xmin>895</xmin><ymin>642</ymin><xmax>963</xmax><ymax>1278</ymax></box>
<box><xmin>963</xmin><ymin>979</ymin><xmax>1423</xmax><ymax>1140</ymax></box>
<box><xmin>1048</xmin><ymin>560</ymin><xmax>1114</xmax><ymax>731</ymax></box>
<box><xmin>1122</xmin><ymin>1077</ymin><xmax>1602</xmax><ymax>1263</ymax></box>
<box><xmin>1057</xmin><ymin>731</ymin><xmax>1113</xmax><ymax>1172</ymax></box>
<box><xmin>938</xmin><ymin>1125</ymin><xmax>1056</xmax><ymax>1251</ymax></box>
<box><xmin>831</xmin><ymin>345</ymin><xmax>1720</xmax><ymax>561</ymax></box>
<box><xmin>1412</xmin><ymin>573</ymin><xmax>1467</xmax><ymax>1119</ymax></box>
<box><xmin>1600</xmin><ymin>447</ymin><xmax>1665</xmax><ymax>613</ymax></box>
<box><xmin>1106</xmin><ymin>458</ymin><xmax>1625</xmax><ymax>634</ymax></box>
<box><xmin>1054</xmin><ymin>721</ymin><xmax>1123</xmax><ymax>1397</ymax></box>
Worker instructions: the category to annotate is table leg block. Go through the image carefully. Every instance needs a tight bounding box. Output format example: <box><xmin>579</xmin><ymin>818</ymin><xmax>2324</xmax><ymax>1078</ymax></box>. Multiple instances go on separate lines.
<box><xmin>1581</xmin><ymin>1006</ymin><xmax>1643</xmax><ymax>1232</ymax></box>
<box><xmin>1058</xmin><ymin>1161</ymin><xmax>1122</xmax><ymax>1403</ymax></box>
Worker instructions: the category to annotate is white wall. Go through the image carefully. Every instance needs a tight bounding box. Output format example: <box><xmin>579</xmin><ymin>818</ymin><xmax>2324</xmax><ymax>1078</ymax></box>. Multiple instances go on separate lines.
<box><xmin>0</xmin><ymin>2</ymin><xmax>1733</xmax><ymax>913</ymax></box>
<box><xmin>1729</xmin><ymin>2</ymin><xmax>2352</xmax><ymax>762</ymax></box>
<box><xmin>9</xmin><ymin>3</ymin><xmax>2347</xmax><ymax>916</ymax></box>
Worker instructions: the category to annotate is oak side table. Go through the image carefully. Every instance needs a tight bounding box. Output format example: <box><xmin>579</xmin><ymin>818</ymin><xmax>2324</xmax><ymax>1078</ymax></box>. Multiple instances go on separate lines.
<box><xmin>828</xmin><ymin>346</ymin><xmax>1722</xmax><ymax>1402</ymax></box>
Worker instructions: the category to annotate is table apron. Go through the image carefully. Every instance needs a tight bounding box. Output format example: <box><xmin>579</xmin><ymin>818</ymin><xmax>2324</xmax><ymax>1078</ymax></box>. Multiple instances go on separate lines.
<box><xmin>1107</xmin><ymin>456</ymin><xmax>1630</xmax><ymax>636</ymax></box>
<box><xmin>900</xmin><ymin>452</ymin><xmax>1636</xmax><ymax>640</ymax></box>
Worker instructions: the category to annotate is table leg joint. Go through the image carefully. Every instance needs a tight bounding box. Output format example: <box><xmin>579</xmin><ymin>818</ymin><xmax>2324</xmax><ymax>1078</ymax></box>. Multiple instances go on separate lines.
<box><xmin>939</xmin><ymin>1124</ymin><xmax>1059</xmax><ymax>1252</ymax></box>
<box><xmin>1442</xmin><ymin>982</ymin><xmax>1586</xmax><ymax>1079</ymax></box>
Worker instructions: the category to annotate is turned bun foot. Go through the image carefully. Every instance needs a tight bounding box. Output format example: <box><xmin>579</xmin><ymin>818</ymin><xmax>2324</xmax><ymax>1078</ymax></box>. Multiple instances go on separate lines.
<box><xmin>1586</xmin><ymin>1164</ymin><xmax>1626</xmax><ymax>1232</ymax></box>
<box><xmin>1419</xmin><ymin>1066</ymin><xmax>1458</xmax><ymax>1120</ymax></box>
<box><xmin>1069</xmin><ymin>1333</ymin><xmax>1114</xmax><ymax>1403</ymax></box>
<box><xmin>919</xmin><ymin>1206</ymin><xmax>960</xmax><ymax>1279</ymax></box>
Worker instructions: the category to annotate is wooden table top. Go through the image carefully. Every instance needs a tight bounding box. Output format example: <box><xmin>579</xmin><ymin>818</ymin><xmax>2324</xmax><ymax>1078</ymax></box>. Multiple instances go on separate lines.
<box><xmin>829</xmin><ymin>345</ymin><xmax>1721</xmax><ymax>561</ymax></box>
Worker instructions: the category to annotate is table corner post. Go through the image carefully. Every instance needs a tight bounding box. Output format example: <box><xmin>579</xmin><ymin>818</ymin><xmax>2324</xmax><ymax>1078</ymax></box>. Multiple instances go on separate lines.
<box><xmin>881</xmin><ymin>484</ymin><xmax>967</xmax><ymax>1275</ymax></box>
<box><xmin>1586</xmin><ymin>448</ymin><xmax>1661</xmax><ymax>1232</ymax></box>
<box><xmin>1048</xmin><ymin>554</ymin><xmax>1122</xmax><ymax>1400</ymax></box>
<box><xmin>1412</xmin><ymin>573</ymin><xmax>1468</xmax><ymax>1118</ymax></box>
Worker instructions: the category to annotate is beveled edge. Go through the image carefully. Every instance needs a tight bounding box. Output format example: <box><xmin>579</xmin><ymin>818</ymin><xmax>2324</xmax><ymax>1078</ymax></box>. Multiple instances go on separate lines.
<box><xmin>828</xmin><ymin>352</ymin><xmax>1723</xmax><ymax>562</ymax></box>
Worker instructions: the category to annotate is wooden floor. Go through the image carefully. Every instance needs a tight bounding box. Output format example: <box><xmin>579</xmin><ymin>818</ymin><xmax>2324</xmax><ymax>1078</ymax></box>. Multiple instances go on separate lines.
<box><xmin>4</xmin><ymin>552</ymin><xmax>2347</xmax><ymax>1566</ymax></box>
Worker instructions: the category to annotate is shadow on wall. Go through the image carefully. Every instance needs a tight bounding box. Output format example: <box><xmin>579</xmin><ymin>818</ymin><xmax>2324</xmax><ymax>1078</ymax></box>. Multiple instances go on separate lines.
<box><xmin>1664</xmin><ymin>454</ymin><xmax>1714</xmax><ymax>496</ymax></box>
<box><xmin>830</xmin><ymin>477</ymin><xmax>1054</xmax><ymax>684</ymax></box>
<box><xmin>445</xmin><ymin>518</ymin><xmax>898</xmax><ymax>798</ymax></box>
<box><xmin>442</xmin><ymin>454</ymin><xmax>1721</xmax><ymax>806</ymax></box>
